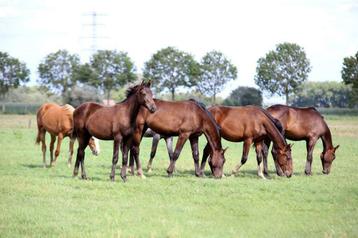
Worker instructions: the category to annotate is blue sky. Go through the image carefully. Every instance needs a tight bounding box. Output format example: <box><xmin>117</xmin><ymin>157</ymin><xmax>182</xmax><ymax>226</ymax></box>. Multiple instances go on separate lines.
<box><xmin>1</xmin><ymin>0</ymin><xmax>357</xmax><ymax>102</ymax></box>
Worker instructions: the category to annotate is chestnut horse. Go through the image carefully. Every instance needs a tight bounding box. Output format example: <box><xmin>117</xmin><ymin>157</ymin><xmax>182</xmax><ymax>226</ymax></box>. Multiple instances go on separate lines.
<box><xmin>72</xmin><ymin>81</ymin><xmax>156</xmax><ymax>181</ymax></box>
<box><xmin>143</xmin><ymin>128</ymin><xmax>173</xmax><ymax>172</ymax></box>
<box><xmin>200</xmin><ymin>105</ymin><xmax>293</xmax><ymax>178</ymax></box>
<box><xmin>129</xmin><ymin>99</ymin><xmax>226</xmax><ymax>178</ymax></box>
<box><xmin>263</xmin><ymin>104</ymin><xmax>339</xmax><ymax>175</ymax></box>
<box><xmin>36</xmin><ymin>103</ymin><xmax>100</xmax><ymax>168</ymax></box>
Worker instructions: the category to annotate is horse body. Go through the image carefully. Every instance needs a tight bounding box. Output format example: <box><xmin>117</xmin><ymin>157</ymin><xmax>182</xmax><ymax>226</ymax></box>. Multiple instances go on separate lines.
<box><xmin>72</xmin><ymin>82</ymin><xmax>156</xmax><ymax>181</ymax></box>
<box><xmin>36</xmin><ymin>103</ymin><xmax>99</xmax><ymax>167</ymax></box>
<box><xmin>200</xmin><ymin>105</ymin><xmax>293</xmax><ymax>178</ymax></box>
<box><xmin>264</xmin><ymin>104</ymin><xmax>339</xmax><ymax>175</ymax></box>
<box><xmin>130</xmin><ymin>99</ymin><xmax>226</xmax><ymax>178</ymax></box>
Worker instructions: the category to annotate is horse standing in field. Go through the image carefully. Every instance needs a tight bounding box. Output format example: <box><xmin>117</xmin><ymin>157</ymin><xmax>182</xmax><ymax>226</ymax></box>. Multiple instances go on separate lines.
<box><xmin>72</xmin><ymin>81</ymin><xmax>157</xmax><ymax>181</ymax></box>
<box><xmin>36</xmin><ymin>103</ymin><xmax>100</xmax><ymax>168</ymax></box>
<box><xmin>129</xmin><ymin>99</ymin><xmax>227</xmax><ymax>178</ymax></box>
<box><xmin>200</xmin><ymin>105</ymin><xmax>293</xmax><ymax>178</ymax></box>
<box><xmin>143</xmin><ymin>128</ymin><xmax>173</xmax><ymax>173</ymax></box>
<box><xmin>263</xmin><ymin>104</ymin><xmax>339</xmax><ymax>176</ymax></box>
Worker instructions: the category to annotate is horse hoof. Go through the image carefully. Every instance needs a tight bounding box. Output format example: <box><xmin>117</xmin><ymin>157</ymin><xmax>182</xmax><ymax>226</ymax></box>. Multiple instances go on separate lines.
<box><xmin>81</xmin><ymin>175</ymin><xmax>88</xmax><ymax>180</ymax></box>
<box><xmin>304</xmin><ymin>171</ymin><xmax>312</xmax><ymax>176</ymax></box>
<box><xmin>167</xmin><ymin>173</ymin><xmax>173</xmax><ymax>178</ymax></box>
<box><xmin>121</xmin><ymin>176</ymin><xmax>127</xmax><ymax>183</ymax></box>
<box><xmin>139</xmin><ymin>174</ymin><xmax>146</xmax><ymax>179</ymax></box>
<box><xmin>147</xmin><ymin>168</ymin><xmax>152</xmax><ymax>173</ymax></box>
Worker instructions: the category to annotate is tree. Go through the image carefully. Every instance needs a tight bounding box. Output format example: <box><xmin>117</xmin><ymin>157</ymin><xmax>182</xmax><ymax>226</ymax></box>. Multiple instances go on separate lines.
<box><xmin>197</xmin><ymin>51</ymin><xmax>237</xmax><ymax>104</ymax></box>
<box><xmin>255</xmin><ymin>42</ymin><xmax>311</xmax><ymax>105</ymax></box>
<box><xmin>0</xmin><ymin>51</ymin><xmax>30</xmax><ymax>99</ymax></box>
<box><xmin>342</xmin><ymin>51</ymin><xmax>358</xmax><ymax>106</ymax></box>
<box><xmin>291</xmin><ymin>81</ymin><xmax>352</xmax><ymax>108</ymax></box>
<box><xmin>38</xmin><ymin>50</ymin><xmax>80</xmax><ymax>102</ymax></box>
<box><xmin>143</xmin><ymin>47</ymin><xmax>200</xmax><ymax>100</ymax></box>
<box><xmin>87</xmin><ymin>50</ymin><xmax>136</xmax><ymax>102</ymax></box>
<box><xmin>223</xmin><ymin>86</ymin><xmax>262</xmax><ymax>106</ymax></box>
<box><xmin>64</xmin><ymin>84</ymin><xmax>103</xmax><ymax>107</ymax></box>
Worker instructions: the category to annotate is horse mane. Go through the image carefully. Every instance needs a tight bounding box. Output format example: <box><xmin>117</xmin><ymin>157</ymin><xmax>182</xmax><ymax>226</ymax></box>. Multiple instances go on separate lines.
<box><xmin>125</xmin><ymin>84</ymin><xmax>142</xmax><ymax>98</ymax></box>
<box><xmin>259</xmin><ymin>107</ymin><xmax>286</xmax><ymax>139</ymax></box>
<box><xmin>189</xmin><ymin>99</ymin><xmax>221</xmax><ymax>133</ymax></box>
<box><xmin>61</xmin><ymin>104</ymin><xmax>75</xmax><ymax>116</ymax></box>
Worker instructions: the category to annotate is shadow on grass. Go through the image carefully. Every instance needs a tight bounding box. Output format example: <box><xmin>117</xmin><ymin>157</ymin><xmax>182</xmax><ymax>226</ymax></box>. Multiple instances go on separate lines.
<box><xmin>21</xmin><ymin>163</ymin><xmax>45</xmax><ymax>169</ymax></box>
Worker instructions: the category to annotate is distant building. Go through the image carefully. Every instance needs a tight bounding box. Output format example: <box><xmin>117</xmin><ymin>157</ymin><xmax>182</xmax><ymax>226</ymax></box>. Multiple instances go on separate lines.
<box><xmin>102</xmin><ymin>99</ymin><xmax>115</xmax><ymax>106</ymax></box>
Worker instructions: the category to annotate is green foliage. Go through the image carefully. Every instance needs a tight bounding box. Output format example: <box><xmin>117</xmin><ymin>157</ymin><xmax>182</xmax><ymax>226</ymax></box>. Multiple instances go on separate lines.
<box><xmin>197</xmin><ymin>51</ymin><xmax>237</xmax><ymax>103</ymax></box>
<box><xmin>86</xmin><ymin>50</ymin><xmax>137</xmax><ymax>101</ymax></box>
<box><xmin>143</xmin><ymin>47</ymin><xmax>200</xmax><ymax>100</ymax></box>
<box><xmin>64</xmin><ymin>84</ymin><xmax>103</xmax><ymax>108</ymax></box>
<box><xmin>255</xmin><ymin>42</ymin><xmax>311</xmax><ymax>105</ymax></box>
<box><xmin>291</xmin><ymin>81</ymin><xmax>352</xmax><ymax>108</ymax></box>
<box><xmin>0</xmin><ymin>86</ymin><xmax>61</xmax><ymax>104</ymax></box>
<box><xmin>0</xmin><ymin>114</ymin><xmax>358</xmax><ymax>237</ymax></box>
<box><xmin>223</xmin><ymin>86</ymin><xmax>262</xmax><ymax>106</ymax></box>
<box><xmin>37</xmin><ymin>50</ymin><xmax>80</xmax><ymax>101</ymax></box>
<box><xmin>0</xmin><ymin>51</ymin><xmax>30</xmax><ymax>98</ymax></box>
<box><xmin>341</xmin><ymin>51</ymin><xmax>358</xmax><ymax>106</ymax></box>
<box><xmin>157</xmin><ymin>91</ymin><xmax>221</xmax><ymax>106</ymax></box>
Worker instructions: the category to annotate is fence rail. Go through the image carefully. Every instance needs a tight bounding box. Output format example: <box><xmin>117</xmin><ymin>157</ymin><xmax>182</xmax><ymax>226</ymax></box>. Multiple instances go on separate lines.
<box><xmin>0</xmin><ymin>103</ymin><xmax>41</xmax><ymax>114</ymax></box>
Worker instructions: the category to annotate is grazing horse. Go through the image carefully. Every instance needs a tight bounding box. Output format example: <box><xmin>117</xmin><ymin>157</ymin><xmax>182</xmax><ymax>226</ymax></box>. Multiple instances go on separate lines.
<box><xmin>36</xmin><ymin>103</ymin><xmax>100</xmax><ymax>168</ymax></box>
<box><xmin>143</xmin><ymin>128</ymin><xmax>173</xmax><ymax>172</ymax></box>
<box><xmin>129</xmin><ymin>99</ymin><xmax>226</xmax><ymax>178</ymax></box>
<box><xmin>200</xmin><ymin>105</ymin><xmax>293</xmax><ymax>178</ymax></box>
<box><xmin>263</xmin><ymin>104</ymin><xmax>339</xmax><ymax>175</ymax></box>
<box><xmin>72</xmin><ymin>81</ymin><xmax>157</xmax><ymax>181</ymax></box>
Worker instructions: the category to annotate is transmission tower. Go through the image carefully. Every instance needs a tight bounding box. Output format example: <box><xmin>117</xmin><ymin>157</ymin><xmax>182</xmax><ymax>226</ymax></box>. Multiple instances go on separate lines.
<box><xmin>82</xmin><ymin>11</ymin><xmax>108</xmax><ymax>55</ymax></box>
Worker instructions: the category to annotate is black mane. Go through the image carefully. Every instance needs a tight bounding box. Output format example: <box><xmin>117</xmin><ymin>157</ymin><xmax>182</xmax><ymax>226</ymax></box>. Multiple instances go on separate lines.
<box><xmin>189</xmin><ymin>99</ymin><xmax>221</xmax><ymax>133</ymax></box>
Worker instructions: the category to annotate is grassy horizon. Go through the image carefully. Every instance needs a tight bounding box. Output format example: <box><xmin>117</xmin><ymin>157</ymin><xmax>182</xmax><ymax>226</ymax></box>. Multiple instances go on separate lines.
<box><xmin>0</xmin><ymin>114</ymin><xmax>357</xmax><ymax>237</ymax></box>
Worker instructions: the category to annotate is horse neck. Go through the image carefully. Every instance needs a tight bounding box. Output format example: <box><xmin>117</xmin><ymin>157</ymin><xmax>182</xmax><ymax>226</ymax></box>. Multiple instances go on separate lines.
<box><xmin>122</xmin><ymin>94</ymin><xmax>141</xmax><ymax>126</ymax></box>
<box><xmin>203</xmin><ymin>115</ymin><xmax>222</xmax><ymax>152</ymax></box>
<box><xmin>264</xmin><ymin>119</ymin><xmax>287</xmax><ymax>150</ymax></box>
<box><xmin>321</xmin><ymin>125</ymin><xmax>333</xmax><ymax>151</ymax></box>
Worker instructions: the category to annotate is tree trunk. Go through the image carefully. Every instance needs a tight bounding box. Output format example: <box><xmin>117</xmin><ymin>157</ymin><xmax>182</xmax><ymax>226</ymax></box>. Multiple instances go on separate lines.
<box><xmin>171</xmin><ymin>88</ymin><xmax>175</xmax><ymax>101</ymax></box>
<box><xmin>106</xmin><ymin>90</ymin><xmax>111</xmax><ymax>105</ymax></box>
<box><xmin>285</xmin><ymin>92</ymin><xmax>289</xmax><ymax>105</ymax></box>
<box><xmin>213</xmin><ymin>93</ymin><xmax>216</xmax><ymax>105</ymax></box>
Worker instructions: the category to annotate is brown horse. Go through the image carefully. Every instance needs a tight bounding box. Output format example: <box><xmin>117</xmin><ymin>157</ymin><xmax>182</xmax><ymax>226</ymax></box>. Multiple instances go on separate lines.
<box><xmin>143</xmin><ymin>128</ymin><xmax>173</xmax><ymax>172</ymax></box>
<box><xmin>129</xmin><ymin>99</ymin><xmax>226</xmax><ymax>178</ymax></box>
<box><xmin>72</xmin><ymin>81</ymin><xmax>156</xmax><ymax>181</ymax></box>
<box><xmin>200</xmin><ymin>105</ymin><xmax>293</xmax><ymax>178</ymax></box>
<box><xmin>36</xmin><ymin>103</ymin><xmax>99</xmax><ymax>168</ymax></box>
<box><xmin>263</xmin><ymin>104</ymin><xmax>339</xmax><ymax>175</ymax></box>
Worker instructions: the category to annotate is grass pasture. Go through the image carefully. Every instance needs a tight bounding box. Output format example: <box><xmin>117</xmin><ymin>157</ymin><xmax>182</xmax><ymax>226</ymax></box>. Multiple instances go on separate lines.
<box><xmin>0</xmin><ymin>114</ymin><xmax>358</xmax><ymax>237</ymax></box>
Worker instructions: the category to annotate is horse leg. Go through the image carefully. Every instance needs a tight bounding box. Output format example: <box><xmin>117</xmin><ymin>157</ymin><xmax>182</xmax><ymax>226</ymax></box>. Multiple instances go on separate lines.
<box><xmin>120</xmin><ymin>138</ymin><xmax>131</xmax><ymax>182</ymax></box>
<box><xmin>232</xmin><ymin>138</ymin><xmax>252</xmax><ymax>175</ymax></box>
<box><xmin>189</xmin><ymin>136</ymin><xmax>202</xmax><ymax>177</ymax></box>
<box><xmin>199</xmin><ymin>143</ymin><xmax>211</xmax><ymax>173</ymax></box>
<box><xmin>132</xmin><ymin>144</ymin><xmax>145</xmax><ymax>178</ymax></box>
<box><xmin>271</xmin><ymin>148</ymin><xmax>284</xmax><ymax>176</ymax></box>
<box><xmin>49</xmin><ymin>134</ymin><xmax>56</xmax><ymax>166</ymax></box>
<box><xmin>68</xmin><ymin>137</ymin><xmax>75</xmax><ymax>167</ymax></box>
<box><xmin>147</xmin><ymin>134</ymin><xmax>160</xmax><ymax>172</ymax></box>
<box><xmin>255</xmin><ymin>141</ymin><xmax>266</xmax><ymax>179</ymax></box>
<box><xmin>262</xmin><ymin>139</ymin><xmax>271</xmax><ymax>176</ymax></box>
<box><xmin>40</xmin><ymin>130</ymin><xmax>47</xmax><ymax>168</ymax></box>
<box><xmin>51</xmin><ymin>133</ymin><xmax>63</xmax><ymax>167</ymax></box>
<box><xmin>73</xmin><ymin>135</ymin><xmax>89</xmax><ymax>179</ymax></box>
<box><xmin>167</xmin><ymin>133</ymin><xmax>190</xmax><ymax>177</ymax></box>
<box><xmin>305</xmin><ymin>137</ymin><xmax>318</xmax><ymax>175</ymax></box>
<box><xmin>110</xmin><ymin>135</ymin><xmax>122</xmax><ymax>182</ymax></box>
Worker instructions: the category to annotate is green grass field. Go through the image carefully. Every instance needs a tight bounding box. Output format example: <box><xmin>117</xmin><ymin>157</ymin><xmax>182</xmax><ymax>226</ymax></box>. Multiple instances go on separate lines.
<box><xmin>0</xmin><ymin>114</ymin><xmax>357</xmax><ymax>237</ymax></box>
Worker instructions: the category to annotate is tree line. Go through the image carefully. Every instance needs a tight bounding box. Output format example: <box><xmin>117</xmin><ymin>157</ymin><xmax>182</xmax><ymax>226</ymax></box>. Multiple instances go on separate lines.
<box><xmin>1</xmin><ymin>43</ymin><xmax>357</xmax><ymax>107</ymax></box>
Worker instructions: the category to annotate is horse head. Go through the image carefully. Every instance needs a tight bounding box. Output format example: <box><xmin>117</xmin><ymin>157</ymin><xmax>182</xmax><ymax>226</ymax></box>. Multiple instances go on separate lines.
<box><xmin>321</xmin><ymin>145</ymin><xmax>339</xmax><ymax>174</ymax></box>
<box><xmin>272</xmin><ymin>144</ymin><xmax>293</xmax><ymax>177</ymax></box>
<box><xmin>208</xmin><ymin>147</ymin><xmax>227</xmax><ymax>178</ymax></box>
<box><xmin>137</xmin><ymin>81</ymin><xmax>157</xmax><ymax>113</ymax></box>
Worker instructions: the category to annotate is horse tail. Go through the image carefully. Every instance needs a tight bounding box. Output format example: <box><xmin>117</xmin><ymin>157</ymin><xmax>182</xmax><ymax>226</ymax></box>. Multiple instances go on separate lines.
<box><xmin>35</xmin><ymin>128</ymin><xmax>41</xmax><ymax>144</ymax></box>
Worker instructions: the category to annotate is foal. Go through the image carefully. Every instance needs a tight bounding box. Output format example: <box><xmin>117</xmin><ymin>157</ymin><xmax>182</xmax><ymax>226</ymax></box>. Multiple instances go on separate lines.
<box><xmin>200</xmin><ymin>105</ymin><xmax>293</xmax><ymax>178</ymax></box>
<box><xmin>72</xmin><ymin>81</ymin><xmax>156</xmax><ymax>181</ymax></box>
<box><xmin>130</xmin><ymin>99</ymin><xmax>226</xmax><ymax>178</ymax></box>
<box><xmin>36</xmin><ymin>103</ymin><xmax>99</xmax><ymax>167</ymax></box>
<box><xmin>263</xmin><ymin>104</ymin><xmax>339</xmax><ymax>175</ymax></box>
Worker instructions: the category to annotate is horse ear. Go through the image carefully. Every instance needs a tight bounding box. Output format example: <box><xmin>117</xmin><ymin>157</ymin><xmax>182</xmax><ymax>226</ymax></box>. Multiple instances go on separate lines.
<box><xmin>334</xmin><ymin>145</ymin><xmax>340</xmax><ymax>151</ymax></box>
<box><xmin>146</xmin><ymin>80</ymin><xmax>152</xmax><ymax>87</ymax></box>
